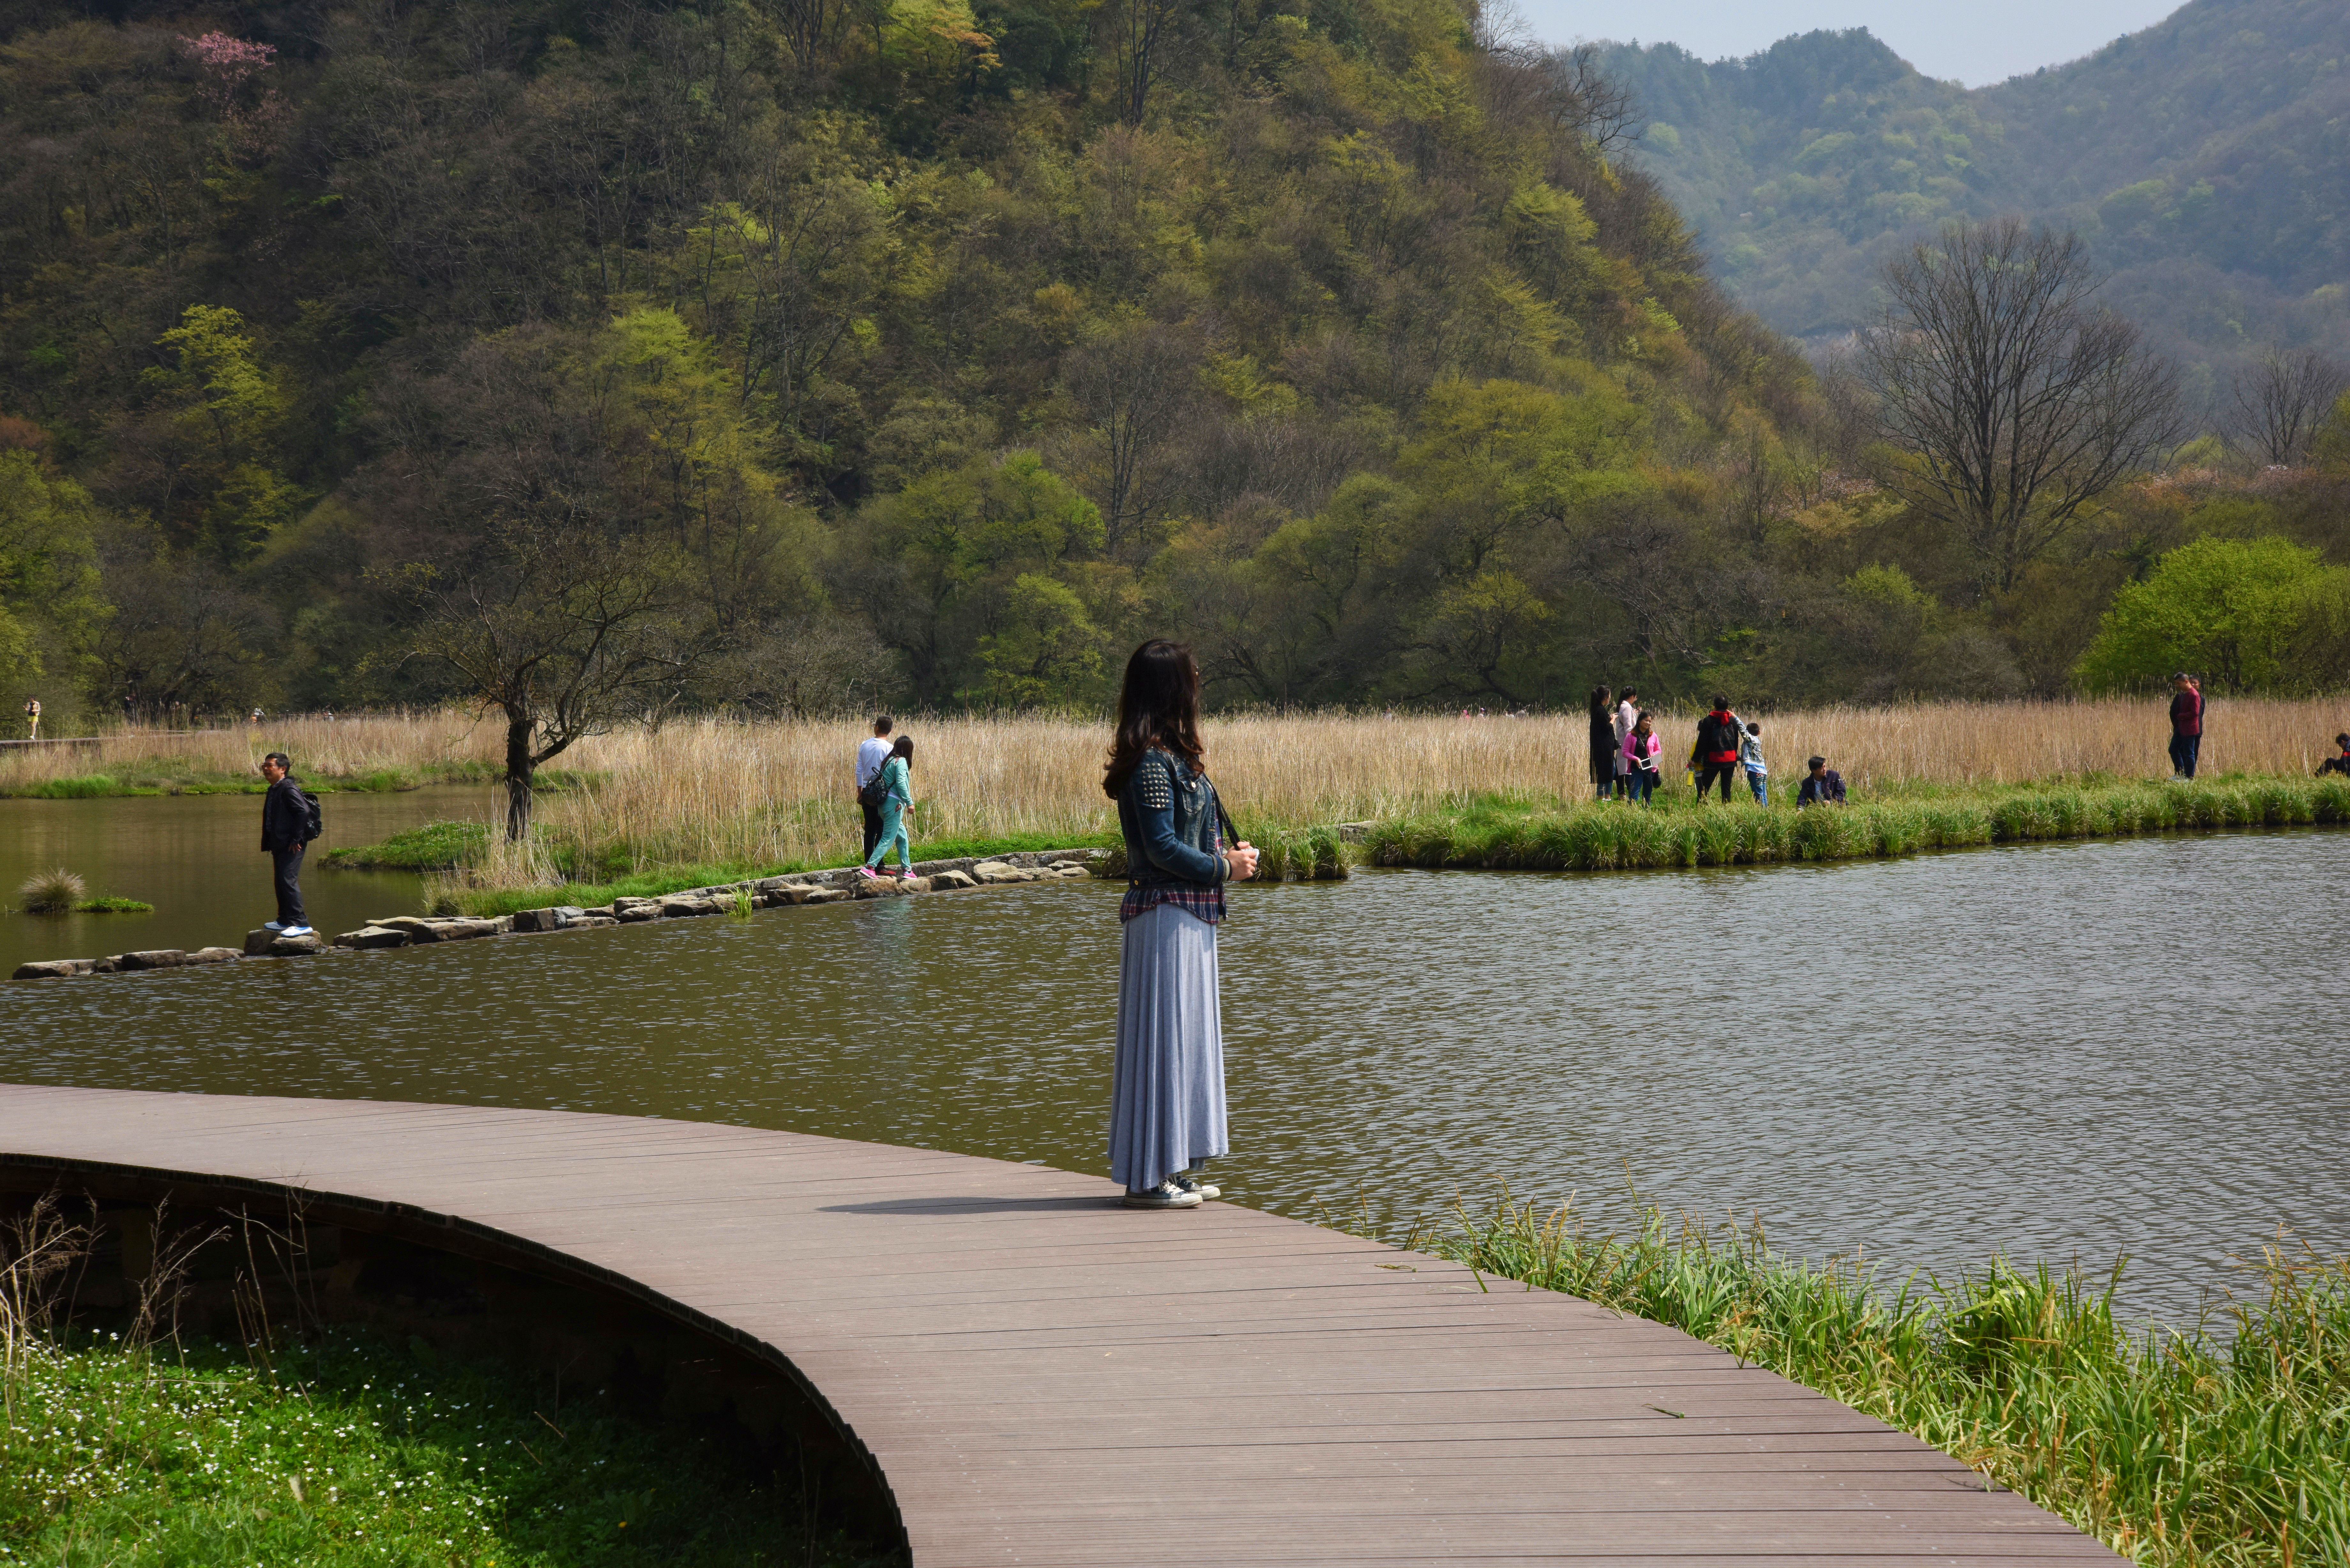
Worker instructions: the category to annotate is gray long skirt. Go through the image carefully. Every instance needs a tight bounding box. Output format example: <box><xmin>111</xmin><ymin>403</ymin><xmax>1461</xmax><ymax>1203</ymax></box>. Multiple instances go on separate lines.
<box><xmin>1109</xmin><ymin>902</ymin><xmax>1228</xmax><ymax>1191</ymax></box>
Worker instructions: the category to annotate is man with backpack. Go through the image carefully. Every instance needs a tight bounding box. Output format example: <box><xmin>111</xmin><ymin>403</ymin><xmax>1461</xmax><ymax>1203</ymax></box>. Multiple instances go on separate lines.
<box><xmin>259</xmin><ymin>751</ymin><xmax>320</xmax><ymax>937</ymax></box>
<box><xmin>855</xmin><ymin>715</ymin><xmax>895</xmax><ymax>862</ymax></box>
<box><xmin>1692</xmin><ymin>695</ymin><xmax>1746</xmax><ymax>803</ymax></box>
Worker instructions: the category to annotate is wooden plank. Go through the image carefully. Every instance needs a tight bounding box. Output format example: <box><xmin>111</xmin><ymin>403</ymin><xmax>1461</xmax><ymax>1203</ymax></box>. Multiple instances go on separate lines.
<box><xmin>0</xmin><ymin>1084</ymin><xmax>2120</xmax><ymax>1567</ymax></box>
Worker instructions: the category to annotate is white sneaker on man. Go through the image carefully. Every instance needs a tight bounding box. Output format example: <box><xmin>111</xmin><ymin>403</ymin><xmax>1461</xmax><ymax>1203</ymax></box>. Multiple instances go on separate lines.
<box><xmin>280</xmin><ymin>925</ymin><xmax>313</xmax><ymax>938</ymax></box>
<box><xmin>264</xmin><ymin>921</ymin><xmax>288</xmax><ymax>931</ymax></box>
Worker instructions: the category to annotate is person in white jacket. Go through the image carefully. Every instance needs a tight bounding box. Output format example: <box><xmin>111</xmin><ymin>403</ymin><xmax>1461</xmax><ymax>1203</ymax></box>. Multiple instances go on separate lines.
<box><xmin>1611</xmin><ymin>687</ymin><xmax>1639</xmax><ymax>798</ymax></box>
<box><xmin>1739</xmin><ymin>722</ymin><xmax>1770</xmax><ymax>806</ymax></box>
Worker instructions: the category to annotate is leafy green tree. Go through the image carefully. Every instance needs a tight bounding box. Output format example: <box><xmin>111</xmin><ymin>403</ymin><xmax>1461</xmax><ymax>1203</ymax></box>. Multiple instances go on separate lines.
<box><xmin>2073</xmin><ymin>536</ymin><xmax>2350</xmax><ymax>695</ymax></box>
<box><xmin>973</xmin><ymin>572</ymin><xmax>1104</xmax><ymax>705</ymax></box>
<box><xmin>0</xmin><ymin>447</ymin><xmax>107</xmax><ymax>718</ymax></box>
<box><xmin>138</xmin><ymin>306</ymin><xmax>301</xmax><ymax>560</ymax></box>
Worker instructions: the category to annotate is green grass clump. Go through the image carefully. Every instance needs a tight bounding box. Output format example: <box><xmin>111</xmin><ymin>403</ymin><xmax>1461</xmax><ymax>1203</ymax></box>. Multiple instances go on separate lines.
<box><xmin>1252</xmin><ymin>824</ymin><xmax>1351</xmax><ymax>881</ymax></box>
<box><xmin>72</xmin><ymin>896</ymin><xmax>153</xmax><ymax>913</ymax></box>
<box><xmin>1427</xmin><ymin>1194</ymin><xmax>2349</xmax><ymax>1568</ymax></box>
<box><xmin>28</xmin><ymin>774</ymin><xmax>118</xmax><ymax>799</ymax></box>
<box><xmin>1362</xmin><ymin>774</ymin><xmax>2350</xmax><ymax>872</ymax></box>
<box><xmin>14</xmin><ymin>868</ymin><xmax>86</xmax><ymax>912</ymax></box>
<box><xmin>324</xmin><ymin>820</ymin><xmax>492</xmax><ymax>871</ymax></box>
<box><xmin>0</xmin><ymin>1330</ymin><xmax>897</xmax><ymax>1567</ymax></box>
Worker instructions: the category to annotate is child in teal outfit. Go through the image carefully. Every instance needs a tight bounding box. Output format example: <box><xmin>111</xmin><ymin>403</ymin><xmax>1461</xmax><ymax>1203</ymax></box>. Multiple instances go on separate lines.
<box><xmin>861</xmin><ymin>735</ymin><xmax>915</xmax><ymax>878</ymax></box>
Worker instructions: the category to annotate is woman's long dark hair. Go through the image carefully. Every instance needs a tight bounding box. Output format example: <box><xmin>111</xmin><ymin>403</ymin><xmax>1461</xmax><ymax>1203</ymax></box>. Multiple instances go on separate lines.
<box><xmin>890</xmin><ymin>733</ymin><xmax>914</xmax><ymax>770</ymax></box>
<box><xmin>1103</xmin><ymin>639</ymin><xmax>1204</xmax><ymax>798</ymax></box>
<box><xmin>1588</xmin><ymin>684</ymin><xmax>1612</xmax><ymax>718</ymax></box>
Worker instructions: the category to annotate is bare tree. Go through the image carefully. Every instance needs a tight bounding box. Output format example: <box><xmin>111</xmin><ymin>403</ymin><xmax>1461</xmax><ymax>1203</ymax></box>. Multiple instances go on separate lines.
<box><xmin>1530</xmin><ymin>44</ymin><xmax>1641</xmax><ymax>153</ymax></box>
<box><xmin>2229</xmin><ymin>347</ymin><xmax>2350</xmax><ymax>466</ymax></box>
<box><xmin>1113</xmin><ymin>0</ymin><xmax>1184</xmax><ymax>126</ymax></box>
<box><xmin>1062</xmin><ymin>323</ymin><xmax>1202</xmax><ymax>557</ymax></box>
<box><xmin>1474</xmin><ymin>8</ymin><xmax>1641</xmax><ymax>156</ymax></box>
<box><xmin>1864</xmin><ymin>219</ymin><xmax>2181</xmax><ymax>594</ymax></box>
<box><xmin>403</xmin><ymin>524</ymin><xmax>692</xmax><ymax>841</ymax></box>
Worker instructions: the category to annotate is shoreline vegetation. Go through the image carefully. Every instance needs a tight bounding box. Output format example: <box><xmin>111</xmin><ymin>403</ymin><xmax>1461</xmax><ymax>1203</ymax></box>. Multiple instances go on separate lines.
<box><xmin>1415</xmin><ymin>1194</ymin><xmax>2350</xmax><ymax>1568</ymax></box>
<box><xmin>3</xmin><ymin>700</ymin><xmax>2346</xmax><ymax>917</ymax></box>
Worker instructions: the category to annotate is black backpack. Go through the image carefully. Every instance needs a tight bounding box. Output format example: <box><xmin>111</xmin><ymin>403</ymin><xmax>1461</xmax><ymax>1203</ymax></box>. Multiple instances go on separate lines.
<box><xmin>858</xmin><ymin>765</ymin><xmax>891</xmax><ymax>810</ymax></box>
<box><xmin>301</xmin><ymin>788</ymin><xmax>323</xmax><ymax>842</ymax></box>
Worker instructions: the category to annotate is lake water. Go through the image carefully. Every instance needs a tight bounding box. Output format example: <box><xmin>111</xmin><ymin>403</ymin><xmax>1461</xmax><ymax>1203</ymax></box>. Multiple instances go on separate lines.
<box><xmin>0</xmin><ymin>789</ymin><xmax>483</xmax><ymax>973</ymax></box>
<box><xmin>3</xmin><ymin>800</ymin><xmax>2344</xmax><ymax>1327</ymax></box>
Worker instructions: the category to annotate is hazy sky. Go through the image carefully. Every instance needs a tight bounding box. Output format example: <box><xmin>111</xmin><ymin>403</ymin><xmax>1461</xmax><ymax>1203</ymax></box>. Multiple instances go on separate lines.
<box><xmin>1522</xmin><ymin>0</ymin><xmax>2186</xmax><ymax>87</ymax></box>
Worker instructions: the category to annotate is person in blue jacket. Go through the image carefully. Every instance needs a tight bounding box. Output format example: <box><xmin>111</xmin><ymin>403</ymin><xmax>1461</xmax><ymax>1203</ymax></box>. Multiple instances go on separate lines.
<box><xmin>1103</xmin><ymin>640</ymin><xmax>1259</xmax><ymax>1210</ymax></box>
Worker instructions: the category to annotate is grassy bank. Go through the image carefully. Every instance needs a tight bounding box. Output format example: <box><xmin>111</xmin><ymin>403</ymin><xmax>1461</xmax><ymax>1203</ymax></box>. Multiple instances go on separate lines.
<box><xmin>1362</xmin><ymin>774</ymin><xmax>2350</xmax><ymax>871</ymax></box>
<box><xmin>0</xmin><ymin>713</ymin><xmax>511</xmax><ymax>798</ymax></box>
<box><xmin>1426</xmin><ymin>1195</ymin><xmax>2349</xmax><ymax>1567</ymax></box>
<box><xmin>29</xmin><ymin>700</ymin><xmax>2348</xmax><ymax>901</ymax></box>
<box><xmin>0</xmin><ymin>1329</ymin><xmax>897</xmax><ymax>1567</ymax></box>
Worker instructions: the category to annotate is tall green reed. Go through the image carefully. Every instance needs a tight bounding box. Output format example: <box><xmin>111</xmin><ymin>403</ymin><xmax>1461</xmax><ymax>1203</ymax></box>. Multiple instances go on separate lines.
<box><xmin>1363</xmin><ymin>777</ymin><xmax>2350</xmax><ymax>872</ymax></box>
<box><xmin>1426</xmin><ymin>1191</ymin><xmax>2349</xmax><ymax>1567</ymax></box>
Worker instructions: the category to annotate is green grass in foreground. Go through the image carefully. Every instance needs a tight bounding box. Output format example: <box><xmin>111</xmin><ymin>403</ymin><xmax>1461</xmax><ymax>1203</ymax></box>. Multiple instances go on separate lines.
<box><xmin>0</xmin><ymin>1329</ymin><xmax>896</xmax><ymax>1567</ymax></box>
<box><xmin>1364</xmin><ymin>773</ymin><xmax>2350</xmax><ymax>871</ymax></box>
<box><xmin>1424</xmin><ymin>1195</ymin><xmax>2349</xmax><ymax>1567</ymax></box>
<box><xmin>71</xmin><ymin>896</ymin><xmax>153</xmax><ymax>913</ymax></box>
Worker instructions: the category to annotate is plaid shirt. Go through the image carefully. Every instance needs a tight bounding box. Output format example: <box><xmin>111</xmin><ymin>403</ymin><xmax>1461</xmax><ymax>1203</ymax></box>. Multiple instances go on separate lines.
<box><xmin>1119</xmin><ymin>760</ymin><xmax>1227</xmax><ymax>925</ymax></box>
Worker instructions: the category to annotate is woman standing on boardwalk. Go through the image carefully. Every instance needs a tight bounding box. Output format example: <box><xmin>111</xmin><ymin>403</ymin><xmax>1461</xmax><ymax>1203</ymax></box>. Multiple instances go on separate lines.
<box><xmin>860</xmin><ymin>734</ymin><xmax>916</xmax><ymax>880</ymax></box>
<box><xmin>1104</xmin><ymin>641</ymin><xmax>1259</xmax><ymax>1210</ymax></box>
<box><xmin>1585</xmin><ymin>686</ymin><xmax>1616</xmax><ymax>800</ymax></box>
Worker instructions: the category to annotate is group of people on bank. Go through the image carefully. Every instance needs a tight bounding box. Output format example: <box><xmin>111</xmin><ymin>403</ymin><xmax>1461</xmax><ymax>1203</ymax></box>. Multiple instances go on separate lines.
<box><xmin>1586</xmin><ymin>687</ymin><xmax>1845</xmax><ymax>808</ymax></box>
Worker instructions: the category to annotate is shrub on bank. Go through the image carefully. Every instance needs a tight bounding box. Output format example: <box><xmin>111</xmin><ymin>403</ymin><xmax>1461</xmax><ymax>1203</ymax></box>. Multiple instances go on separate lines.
<box><xmin>1362</xmin><ymin>776</ymin><xmax>2350</xmax><ymax>871</ymax></box>
<box><xmin>1431</xmin><ymin>1195</ymin><xmax>2350</xmax><ymax>1568</ymax></box>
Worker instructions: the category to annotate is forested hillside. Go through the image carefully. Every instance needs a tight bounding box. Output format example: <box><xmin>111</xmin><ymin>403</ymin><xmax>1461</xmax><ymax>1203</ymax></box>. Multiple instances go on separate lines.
<box><xmin>1607</xmin><ymin>0</ymin><xmax>2350</xmax><ymax>398</ymax></box>
<box><xmin>1</xmin><ymin>0</ymin><xmax>2343</xmax><ymax>732</ymax></box>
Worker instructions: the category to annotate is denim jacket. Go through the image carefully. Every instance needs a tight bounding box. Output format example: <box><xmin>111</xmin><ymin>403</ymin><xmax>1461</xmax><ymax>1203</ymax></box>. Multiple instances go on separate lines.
<box><xmin>1117</xmin><ymin>750</ymin><xmax>1228</xmax><ymax>891</ymax></box>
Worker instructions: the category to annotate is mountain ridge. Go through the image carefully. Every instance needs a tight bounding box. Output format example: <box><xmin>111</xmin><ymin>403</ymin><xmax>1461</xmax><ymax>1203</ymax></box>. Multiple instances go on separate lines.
<box><xmin>1601</xmin><ymin>0</ymin><xmax>2350</xmax><ymax>399</ymax></box>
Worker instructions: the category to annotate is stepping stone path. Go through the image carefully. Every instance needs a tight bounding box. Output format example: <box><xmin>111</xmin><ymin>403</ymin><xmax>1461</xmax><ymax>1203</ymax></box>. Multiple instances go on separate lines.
<box><xmin>12</xmin><ymin>849</ymin><xmax>1108</xmax><ymax>981</ymax></box>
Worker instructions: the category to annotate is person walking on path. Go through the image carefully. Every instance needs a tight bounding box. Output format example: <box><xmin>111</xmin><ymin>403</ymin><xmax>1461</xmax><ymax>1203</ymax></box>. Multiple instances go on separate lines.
<box><xmin>259</xmin><ymin>751</ymin><xmax>317</xmax><ymax>936</ymax></box>
<box><xmin>1585</xmin><ymin>686</ymin><xmax>1616</xmax><ymax>801</ymax></box>
<box><xmin>2168</xmin><ymin>674</ymin><xmax>2204</xmax><ymax>780</ymax></box>
<box><xmin>22</xmin><ymin>698</ymin><xmax>37</xmax><ymax>740</ymax></box>
<box><xmin>1621</xmin><ymin>711</ymin><xmax>1662</xmax><ymax>803</ymax></box>
<box><xmin>859</xmin><ymin>735</ymin><xmax>915</xmax><ymax>879</ymax></box>
<box><xmin>1104</xmin><ymin>640</ymin><xmax>1258</xmax><ymax>1211</ymax></box>
<box><xmin>1739</xmin><ymin>721</ymin><xmax>1770</xmax><ymax>805</ymax></box>
<box><xmin>856</xmin><ymin>715</ymin><xmax>895</xmax><ymax>861</ymax></box>
<box><xmin>1796</xmin><ymin>756</ymin><xmax>1847</xmax><ymax>808</ymax></box>
<box><xmin>1692</xmin><ymin>696</ymin><xmax>1744</xmax><ymax>803</ymax></box>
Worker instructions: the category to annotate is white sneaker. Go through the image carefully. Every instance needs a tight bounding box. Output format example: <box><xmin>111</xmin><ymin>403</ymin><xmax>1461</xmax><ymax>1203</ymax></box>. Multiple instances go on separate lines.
<box><xmin>1171</xmin><ymin>1172</ymin><xmax>1220</xmax><ymax>1200</ymax></box>
<box><xmin>1122</xmin><ymin>1181</ymin><xmax>1203</xmax><ymax>1210</ymax></box>
<box><xmin>280</xmin><ymin>925</ymin><xmax>313</xmax><ymax>937</ymax></box>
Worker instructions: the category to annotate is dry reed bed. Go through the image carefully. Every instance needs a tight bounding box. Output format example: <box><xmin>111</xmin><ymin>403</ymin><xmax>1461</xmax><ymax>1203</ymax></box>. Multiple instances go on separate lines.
<box><xmin>6</xmin><ymin>700</ymin><xmax>2345</xmax><ymax>884</ymax></box>
<box><xmin>518</xmin><ymin>697</ymin><xmax>2350</xmax><ymax>879</ymax></box>
<box><xmin>0</xmin><ymin>712</ymin><xmax>498</xmax><ymax>790</ymax></box>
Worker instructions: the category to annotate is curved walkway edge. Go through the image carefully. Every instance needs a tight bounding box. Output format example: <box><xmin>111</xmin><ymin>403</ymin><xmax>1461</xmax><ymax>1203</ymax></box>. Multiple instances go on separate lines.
<box><xmin>0</xmin><ymin>1084</ymin><xmax>2117</xmax><ymax>1566</ymax></box>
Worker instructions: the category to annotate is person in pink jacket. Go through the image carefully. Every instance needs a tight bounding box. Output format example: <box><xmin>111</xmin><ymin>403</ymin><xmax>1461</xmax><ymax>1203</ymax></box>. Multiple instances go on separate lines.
<box><xmin>1621</xmin><ymin>711</ymin><xmax>1662</xmax><ymax>803</ymax></box>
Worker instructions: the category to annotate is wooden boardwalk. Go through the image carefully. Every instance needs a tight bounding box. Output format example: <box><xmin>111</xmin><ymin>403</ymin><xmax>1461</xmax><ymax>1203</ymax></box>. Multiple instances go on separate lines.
<box><xmin>0</xmin><ymin>1084</ymin><xmax>2116</xmax><ymax>1566</ymax></box>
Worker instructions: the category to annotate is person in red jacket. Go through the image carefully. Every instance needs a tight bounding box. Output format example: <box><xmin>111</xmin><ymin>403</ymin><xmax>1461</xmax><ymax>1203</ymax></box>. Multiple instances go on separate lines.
<box><xmin>1691</xmin><ymin>695</ymin><xmax>1745</xmax><ymax>803</ymax></box>
<box><xmin>2167</xmin><ymin>673</ymin><xmax>2204</xmax><ymax>780</ymax></box>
